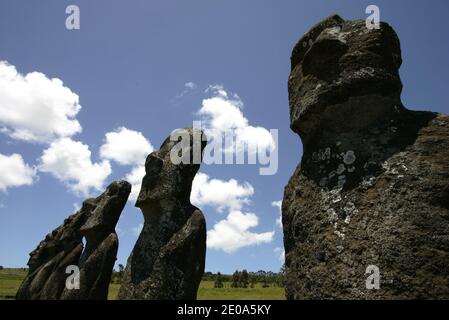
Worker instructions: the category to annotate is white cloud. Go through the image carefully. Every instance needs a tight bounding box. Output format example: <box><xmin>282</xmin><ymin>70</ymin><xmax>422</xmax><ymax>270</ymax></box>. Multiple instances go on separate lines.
<box><xmin>207</xmin><ymin>210</ymin><xmax>274</xmax><ymax>253</ymax></box>
<box><xmin>204</xmin><ymin>84</ymin><xmax>232</xmax><ymax>100</ymax></box>
<box><xmin>0</xmin><ymin>153</ymin><xmax>36</xmax><ymax>192</ymax></box>
<box><xmin>0</xmin><ymin>62</ymin><xmax>154</xmax><ymax>199</ymax></box>
<box><xmin>191</xmin><ymin>172</ymin><xmax>254</xmax><ymax>212</ymax></box>
<box><xmin>272</xmin><ymin>200</ymin><xmax>282</xmax><ymax>227</ymax></box>
<box><xmin>175</xmin><ymin>81</ymin><xmax>198</xmax><ymax>99</ymax></box>
<box><xmin>200</xmin><ymin>96</ymin><xmax>246</xmax><ymax>130</ymax></box>
<box><xmin>274</xmin><ymin>247</ymin><xmax>285</xmax><ymax>263</ymax></box>
<box><xmin>192</xmin><ymin>171</ymin><xmax>274</xmax><ymax>253</ymax></box>
<box><xmin>125</xmin><ymin>165</ymin><xmax>145</xmax><ymax>202</ymax></box>
<box><xmin>39</xmin><ymin>138</ymin><xmax>111</xmax><ymax>196</ymax></box>
<box><xmin>100</xmin><ymin>127</ymin><xmax>153</xmax><ymax>166</ymax></box>
<box><xmin>132</xmin><ymin>223</ymin><xmax>143</xmax><ymax>236</ymax></box>
<box><xmin>198</xmin><ymin>85</ymin><xmax>275</xmax><ymax>153</ymax></box>
<box><xmin>184</xmin><ymin>82</ymin><xmax>197</xmax><ymax>90</ymax></box>
<box><xmin>99</xmin><ymin>127</ymin><xmax>153</xmax><ymax>202</ymax></box>
<box><xmin>0</xmin><ymin>60</ymin><xmax>82</xmax><ymax>143</ymax></box>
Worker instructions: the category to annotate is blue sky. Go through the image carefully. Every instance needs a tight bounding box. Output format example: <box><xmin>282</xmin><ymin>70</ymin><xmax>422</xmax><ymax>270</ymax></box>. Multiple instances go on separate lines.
<box><xmin>1</xmin><ymin>0</ymin><xmax>449</xmax><ymax>273</ymax></box>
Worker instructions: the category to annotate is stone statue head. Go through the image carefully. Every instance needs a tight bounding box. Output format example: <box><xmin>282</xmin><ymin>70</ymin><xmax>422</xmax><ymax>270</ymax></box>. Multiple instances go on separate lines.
<box><xmin>135</xmin><ymin>128</ymin><xmax>207</xmax><ymax>209</ymax></box>
<box><xmin>289</xmin><ymin>15</ymin><xmax>403</xmax><ymax>140</ymax></box>
<box><xmin>80</xmin><ymin>180</ymin><xmax>131</xmax><ymax>239</ymax></box>
<box><xmin>26</xmin><ymin>180</ymin><xmax>130</xmax><ymax>271</ymax></box>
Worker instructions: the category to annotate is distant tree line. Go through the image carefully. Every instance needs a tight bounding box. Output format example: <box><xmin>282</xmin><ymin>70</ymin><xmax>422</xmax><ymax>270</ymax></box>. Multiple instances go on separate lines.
<box><xmin>203</xmin><ymin>267</ymin><xmax>285</xmax><ymax>288</ymax></box>
<box><xmin>110</xmin><ymin>264</ymin><xmax>285</xmax><ymax>288</ymax></box>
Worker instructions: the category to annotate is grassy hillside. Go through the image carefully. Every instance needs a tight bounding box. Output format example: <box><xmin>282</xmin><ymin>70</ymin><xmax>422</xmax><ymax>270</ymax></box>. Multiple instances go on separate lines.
<box><xmin>0</xmin><ymin>268</ymin><xmax>27</xmax><ymax>299</ymax></box>
<box><xmin>0</xmin><ymin>268</ymin><xmax>285</xmax><ymax>300</ymax></box>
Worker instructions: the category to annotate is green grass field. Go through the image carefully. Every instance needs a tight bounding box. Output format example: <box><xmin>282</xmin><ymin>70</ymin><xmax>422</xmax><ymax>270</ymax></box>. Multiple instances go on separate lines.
<box><xmin>0</xmin><ymin>268</ymin><xmax>27</xmax><ymax>299</ymax></box>
<box><xmin>197</xmin><ymin>281</ymin><xmax>285</xmax><ymax>300</ymax></box>
<box><xmin>0</xmin><ymin>269</ymin><xmax>285</xmax><ymax>300</ymax></box>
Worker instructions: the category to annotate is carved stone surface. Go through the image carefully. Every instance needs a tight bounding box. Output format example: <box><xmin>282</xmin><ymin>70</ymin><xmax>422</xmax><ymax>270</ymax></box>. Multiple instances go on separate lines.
<box><xmin>283</xmin><ymin>15</ymin><xmax>449</xmax><ymax>299</ymax></box>
<box><xmin>16</xmin><ymin>180</ymin><xmax>130</xmax><ymax>300</ymax></box>
<box><xmin>118</xmin><ymin>128</ymin><xmax>207</xmax><ymax>300</ymax></box>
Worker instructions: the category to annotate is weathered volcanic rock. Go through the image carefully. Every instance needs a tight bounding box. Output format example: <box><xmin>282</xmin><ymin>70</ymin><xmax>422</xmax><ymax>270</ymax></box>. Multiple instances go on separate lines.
<box><xmin>283</xmin><ymin>15</ymin><xmax>449</xmax><ymax>299</ymax></box>
<box><xmin>118</xmin><ymin>128</ymin><xmax>207</xmax><ymax>300</ymax></box>
<box><xmin>16</xmin><ymin>180</ymin><xmax>131</xmax><ymax>300</ymax></box>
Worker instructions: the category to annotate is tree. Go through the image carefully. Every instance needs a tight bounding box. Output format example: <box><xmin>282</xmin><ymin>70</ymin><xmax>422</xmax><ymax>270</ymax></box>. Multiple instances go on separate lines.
<box><xmin>0</xmin><ymin>266</ymin><xmax>3</xmax><ymax>270</ymax></box>
<box><xmin>240</xmin><ymin>270</ymin><xmax>249</xmax><ymax>288</ymax></box>
<box><xmin>262</xmin><ymin>275</ymin><xmax>270</xmax><ymax>288</ymax></box>
<box><xmin>214</xmin><ymin>272</ymin><xmax>224</xmax><ymax>288</ymax></box>
<box><xmin>231</xmin><ymin>270</ymin><xmax>240</xmax><ymax>288</ymax></box>
<box><xmin>249</xmin><ymin>273</ymin><xmax>256</xmax><ymax>288</ymax></box>
<box><xmin>276</xmin><ymin>264</ymin><xmax>286</xmax><ymax>287</ymax></box>
<box><xmin>203</xmin><ymin>271</ymin><xmax>214</xmax><ymax>281</ymax></box>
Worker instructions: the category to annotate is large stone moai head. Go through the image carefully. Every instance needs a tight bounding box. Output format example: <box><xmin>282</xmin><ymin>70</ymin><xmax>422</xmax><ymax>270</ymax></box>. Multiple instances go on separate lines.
<box><xmin>135</xmin><ymin>127</ymin><xmax>207</xmax><ymax>213</ymax></box>
<box><xmin>80</xmin><ymin>180</ymin><xmax>131</xmax><ymax>242</ymax></box>
<box><xmin>288</xmin><ymin>15</ymin><xmax>403</xmax><ymax>141</ymax></box>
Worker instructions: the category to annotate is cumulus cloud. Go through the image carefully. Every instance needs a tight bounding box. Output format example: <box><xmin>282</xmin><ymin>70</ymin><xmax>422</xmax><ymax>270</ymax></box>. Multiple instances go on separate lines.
<box><xmin>272</xmin><ymin>200</ymin><xmax>282</xmax><ymax>227</ymax></box>
<box><xmin>0</xmin><ymin>61</ymin><xmax>154</xmax><ymax>199</ymax></box>
<box><xmin>198</xmin><ymin>85</ymin><xmax>275</xmax><ymax>154</ymax></box>
<box><xmin>0</xmin><ymin>153</ymin><xmax>36</xmax><ymax>192</ymax></box>
<box><xmin>99</xmin><ymin>127</ymin><xmax>153</xmax><ymax>202</ymax></box>
<box><xmin>39</xmin><ymin>138</ymin><xmax>111</xmax><ymax>196</ymax></box>
<box><xmin>0</xmin><ymin>60</ymin><xmax>82</xmax><ymax>143</ymax></box>
<box><xmin>191</xmin><ymin>172</ymin><xmax>254</xmax><ymax>212</ymax></box>
<box><xmin>191</xmin><ymin>171</ymin><xmax>274</xmax><ymax>253</ymax></box>
<box><xmin>125</xmin><ymin>165</ymin><xmax>145</xmax><ymax>202</ymax></box>
<box><xmin>207</xmin><ymin>211</ymin><xmax>274</xmax><ymax>253</ymax></box>
<box><xmin>100</xmin><ymin>127</ymin><xmax>153</xmax><ymax>166</ymax></box>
